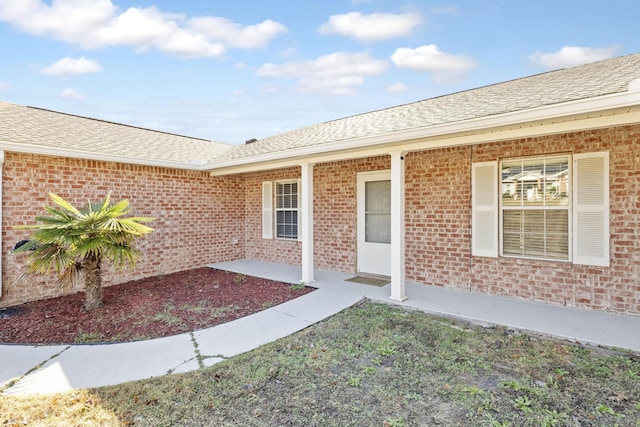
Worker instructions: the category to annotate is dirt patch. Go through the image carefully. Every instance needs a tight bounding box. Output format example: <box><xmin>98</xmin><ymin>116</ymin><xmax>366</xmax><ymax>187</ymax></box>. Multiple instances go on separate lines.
<box><xmin>0</xmin><ymin>268</ymin><xmax>313</xmax><ymax>345</ymax></box>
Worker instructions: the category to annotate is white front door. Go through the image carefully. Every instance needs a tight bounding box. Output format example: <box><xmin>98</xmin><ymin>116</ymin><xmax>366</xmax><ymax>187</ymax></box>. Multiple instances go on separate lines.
<box><xmin>357</xmin><ymin>170</ymin><xmax>391</xmax><ymax>276</ymax></box>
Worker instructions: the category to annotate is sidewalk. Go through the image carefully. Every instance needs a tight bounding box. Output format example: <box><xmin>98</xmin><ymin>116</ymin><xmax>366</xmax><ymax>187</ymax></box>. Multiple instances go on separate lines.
<box><xmin>0</xmin><ymin>287</ymin><xmax>364</xmax><ymax>396</ymax></box>
<box><xmin>2</xmin><ymin>259</ymin><xmax>639</xmax><ymax>396</ymax></box>
<box><xmin>214</xmin><ymin>260</ymin><xmax>640</xmax><ymax>354</ymax></box>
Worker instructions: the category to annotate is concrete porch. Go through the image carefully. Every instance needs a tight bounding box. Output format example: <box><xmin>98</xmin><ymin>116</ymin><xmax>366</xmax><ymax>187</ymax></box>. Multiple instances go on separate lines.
<box><xmin>210</xmin><ymin>259</ymin><xmax>640</xmax><ymax>353</ymax></box>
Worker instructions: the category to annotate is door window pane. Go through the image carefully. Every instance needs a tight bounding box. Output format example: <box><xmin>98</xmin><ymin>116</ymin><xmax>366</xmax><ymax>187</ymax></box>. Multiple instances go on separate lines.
<box><xmin>365</xmin><ymin>180</ymin><xmax>391</xmax><ymax>244</ymax></box>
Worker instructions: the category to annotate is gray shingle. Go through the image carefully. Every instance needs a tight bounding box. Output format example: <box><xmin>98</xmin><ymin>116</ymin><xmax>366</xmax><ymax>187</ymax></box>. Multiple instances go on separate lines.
<box><xmin>215</xmin><ymin>53</ymin><xmax>640</xmax><ymax>162</ymax></box>
<box><xmin>0</xmin><ymin>103</ymin><xmax>232</xmax><ymax>166</ymax></box>
<box><xmin>1</xmin><ymin>53</ymin><xmax>638</xmax><ymax>168</ymax></box>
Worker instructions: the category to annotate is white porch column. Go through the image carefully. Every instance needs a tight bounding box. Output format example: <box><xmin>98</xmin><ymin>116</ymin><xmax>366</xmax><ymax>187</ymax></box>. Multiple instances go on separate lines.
<box><xmin>389</xmin><ymin>150</ymin><xmax>407</xmax><ymax>302</ymax></box>
<box><xmin>300</xmin><ymin>161</ymin><xmax>315</xmax><ymax>284</ymax></box>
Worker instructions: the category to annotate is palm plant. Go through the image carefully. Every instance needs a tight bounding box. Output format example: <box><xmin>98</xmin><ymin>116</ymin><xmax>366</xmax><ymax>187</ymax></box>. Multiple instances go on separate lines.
<box><xmin>14</xmin><ymin>193</ymin><xmax>154</xmax><ymax>311</ymax></box>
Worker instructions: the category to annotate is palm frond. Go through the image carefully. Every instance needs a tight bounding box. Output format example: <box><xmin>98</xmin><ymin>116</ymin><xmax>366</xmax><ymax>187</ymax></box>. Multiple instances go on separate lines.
<box><xmin>24</xmin><ymin>242</ymin><xmax>77</xmax><ymax>276</ymax></box>
<box><xmin>126</xmin><ymin>216</ymin><xmax>155</xmax><ymax>224</ymax></box>
<box><xmin>13</xmin><ymin>192</ymin><xmax>155</xmax><ymax>301</ymax></box>
<box><xmin>49</xmin><ymin>193</ymin><xmax>82</xmax><ymax>216</ymax></box>
<box><xmin>103</xmin><ymin>218</ymin><xmax>155</xmax><ymax>235</ymax></box>
<box><xmin>82</xmin><ymin>192</ymin><xmax>112</xmax><ymax>216</ymax></box>
<box><xmin>11</xmin><ymin>240</ymin><xmax>39</xmax><ymax>253</ymax></box>
<box><xmin>106</xmin><ymin>199</ymin><xmax>131</xmax><ymax>218</ymax></box>
<box><xmin>57</xmin><ymin>261</ymin><xmax>83</xmax><ymax>291</ymax></box>
<box><xmin>41</xmin><ymin>206</ymin><xmax>76</xmax><ymax>220</ymax></box>
<box><xmin>106</xmin><ymin>244</ymin><xmax>141</xmax><ymax>270</ymax></box>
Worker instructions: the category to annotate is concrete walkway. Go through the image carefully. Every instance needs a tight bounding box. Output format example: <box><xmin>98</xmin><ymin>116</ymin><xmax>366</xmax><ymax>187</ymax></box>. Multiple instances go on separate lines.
<box><xmin>214</xmin><ymin>260</ymin><xmax>640</xmax><ymax>354</ymax></box>
<box><xmin>2</xmin><ymin>259</ymin><xmax>639</xmax><ymax>396</ymax></box>
<box><xmin>1</xmin><ymin>285</ymin><xmax>363</xmax><ymax>396</ymax></box>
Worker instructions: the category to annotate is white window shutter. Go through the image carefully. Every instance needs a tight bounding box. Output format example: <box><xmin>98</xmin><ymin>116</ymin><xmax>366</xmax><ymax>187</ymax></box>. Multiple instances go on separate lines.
<box><xmin>262</xmin><ymin>181</ymin><xmax>273</xmax><ymax>239</ymax></box>
<box><xmin>573</xmin><ymin>152</ymin><xmax>609</xmax><ymax>266</ymax></box>
<box><xmin>472</xmin><ymin>161</ymin><xmax>498</xmax><ymax>257</ymax></box>
<box><xmin>297</xmin><ymin>179</ymin><xmax>302</xmax><ymax>242</ymax></box>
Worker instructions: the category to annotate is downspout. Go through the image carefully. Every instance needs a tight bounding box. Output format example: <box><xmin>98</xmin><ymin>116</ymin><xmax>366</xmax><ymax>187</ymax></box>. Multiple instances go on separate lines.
<box><xmin>0</xmin><ymin>150</ymin><xmax>4</xmax><ymax>298</ymax></box>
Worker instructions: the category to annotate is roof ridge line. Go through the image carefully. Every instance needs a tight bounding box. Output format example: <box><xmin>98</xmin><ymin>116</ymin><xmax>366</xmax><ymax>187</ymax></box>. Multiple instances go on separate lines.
<box><xmin>319</xmin><ymin>54</ymin><xmax>637</xmax><ymax>126</ymax></box>
<box><xmin>25</xmin><ymin>105</ymin><xmax>221</xmax><ymax>143</ymax></box>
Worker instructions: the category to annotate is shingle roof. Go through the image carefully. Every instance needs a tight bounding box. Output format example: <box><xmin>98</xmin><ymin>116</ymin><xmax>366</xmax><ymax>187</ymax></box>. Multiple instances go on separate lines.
<box><xmin>0</xmin><ymin>102</ymin><xmax>232</xmax><ymax>166</ymax></box>
<box><xmin>215</xmin><ymin>53</ymin><xmax>640</xmax><ymax>162</ymax></box>
<box><xmin>1</xmin><ymin>53</ymin><xmax>639</xmax><ymax>168</ymax></box>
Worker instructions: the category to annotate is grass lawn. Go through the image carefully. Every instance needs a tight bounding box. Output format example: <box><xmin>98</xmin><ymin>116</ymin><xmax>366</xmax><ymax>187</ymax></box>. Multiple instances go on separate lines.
<box><xmin>2</xmin><ymin>302</ymin><xmax>639</xmax><ymax>426</ymax></box>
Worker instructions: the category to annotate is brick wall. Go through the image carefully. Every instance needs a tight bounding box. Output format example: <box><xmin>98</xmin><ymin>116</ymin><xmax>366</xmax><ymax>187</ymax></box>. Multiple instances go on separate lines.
<box><xmin>313</xmin><ymin>156</ymin><xmax>389</xmax><ymax>272</ymax></box>
<box><xmin>241</xmin><ymin>156</ymin><xmax>390</xmax><ymax>273</ymax></box>
<box><xmin>4</xmin><ymin>123</ymin><xmax>639</xmax><ymax>315</ymax></box>
<box><xmin>243</xmin><ymin>167</ymin><xmax>302</xmax><ymax>265</ymax></box>
<box><xmin>242</xmin><ymin>125</ymin><xmax>639</xmax><ymax>315</ymax></box>
<box><xmin>1</xmin><ymin>152</ymin><xmax>245</xmax><ymax>308</ymax></box>
<box><xmin>404</xmin><ymin>147</ymin><xmax>471</xmax><ymax>289</ymax></box>
<box><xmin>466</xmin><ymin>125</ymin><xmax>640</xmax><ymax>314</ymax></box>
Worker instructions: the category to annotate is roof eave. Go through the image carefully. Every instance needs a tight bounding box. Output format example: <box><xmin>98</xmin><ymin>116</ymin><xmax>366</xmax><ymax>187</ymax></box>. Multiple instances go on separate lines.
<box><xmin>207</xmin><ymin>89</ymin><xmax>640</xmax><ymax>175</ymax></box>
<box><xmin>2</xmin><ymin>89</ymin><xmax>638</xmax><ymax>174</ymax></box>
<box><xmin>0</xmin><ymin>141</ymin><xmax>211</xmax><ymax>171</ymax></box>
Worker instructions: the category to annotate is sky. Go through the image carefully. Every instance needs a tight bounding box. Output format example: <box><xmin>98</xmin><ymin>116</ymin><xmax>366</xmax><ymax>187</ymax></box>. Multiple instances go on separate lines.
<box><xmin>0</xmin><ymin>1</ymin><xmax>639</xmax><ymax>145</ymax></box>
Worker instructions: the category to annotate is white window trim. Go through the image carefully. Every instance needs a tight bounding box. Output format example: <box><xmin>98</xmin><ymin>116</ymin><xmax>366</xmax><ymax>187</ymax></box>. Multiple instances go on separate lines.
<box><xmin>266</xmin><ymin>179</ymin><xmax>301</xmax><ymax>241</ymax></box>
<box><xmin>472</xmin><ymin>151</ymin><xmax>609</xmax><ymax>267</ymax></box>
<box><xmin>499</xmin><ymin>154</ymin><xmax>572</xmax><ymax>262</ymax></box>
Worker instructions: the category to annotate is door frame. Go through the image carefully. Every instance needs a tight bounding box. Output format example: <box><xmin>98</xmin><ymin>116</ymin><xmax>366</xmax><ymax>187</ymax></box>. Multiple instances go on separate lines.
<box><xmin>357</xmin><ymin>170</ymin><xmax>391</xmax><ymax>276</ymax></box>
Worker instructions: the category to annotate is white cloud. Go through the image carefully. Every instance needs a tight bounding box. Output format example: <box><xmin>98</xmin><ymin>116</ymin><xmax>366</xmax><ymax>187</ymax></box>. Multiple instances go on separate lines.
<box><xmin>60</xmin><ymin>87</ymin><xmax>85</xmax><ymax>100</ymax></box>
<box><xmin>94</xmin><ymin>6</ymin><xmax>181</xmax><ymax>49</ymax></box>
<box><xmin>0</xmin><ymin>0</ymin><xmax>286</xmax><ymax>58</ymax></box>
<box><xmin>41</xmin><ymin>56</ymin><xmax>102</xmax><ymax>76</ymax></box>
<box><xmin>257</xmin><ymin>52</ymin><xmax>389</xmax><ymax>95</ymax></box>
<box><xmin>0</xmin><ymin>0</ymin><xmax>116</xmax><ymax>43</ymax></box>
<box><xmin>391</xmin><ymin>44</ymin><xmax>476</xmax><ymax>83</ymax></box>
<box><xmin>189</xmin><ymin>17</ymin><xmax>286</xmax><ymax>49</ymax></box>
<box><xmin>157</xmin><ymin>27</ymin><xmax>225</xmax><ymax>59</ymax></box>
<box><xmin>0</xmin><ymin>81</ymin><xmax>7</xmax><ymax>90</ymax></box>
<box><xmin>387</xmin><ymin>82</ymin><xmax>408</xmax><ymax>93</ymax></box>
<box><xmin>528</xmin><ymin>46</ymin><xmax>622</xmax><ymax>69</ymax></box>
<box><xmin>319</xmin><ymin>12</ymin><xmax>422</xmax><ymax>42</ymax></box>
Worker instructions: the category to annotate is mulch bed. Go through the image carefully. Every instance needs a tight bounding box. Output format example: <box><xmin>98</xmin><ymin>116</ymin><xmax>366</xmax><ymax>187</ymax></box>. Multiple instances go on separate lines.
<box><xmin>0</xmin><ymin>267</ymin><xmax>313</xmax><ymax>345</ymax></box>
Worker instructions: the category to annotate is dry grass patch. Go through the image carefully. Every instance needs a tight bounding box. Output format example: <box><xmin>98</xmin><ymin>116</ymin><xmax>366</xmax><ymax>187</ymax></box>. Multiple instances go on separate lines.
<box><xmin>1</xmin><ymin>390</ymin><xmax>120</xmax><ymax>426</ymax></box>
<box><xmin>2</xmin><ymin>302</ymin><xmax>639</xmax><ymax>426</ymax></box>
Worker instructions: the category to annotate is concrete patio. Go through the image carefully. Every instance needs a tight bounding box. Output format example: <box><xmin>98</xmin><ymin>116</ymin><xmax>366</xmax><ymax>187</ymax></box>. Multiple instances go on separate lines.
<box><xmin>213</xmin><ymin>259</ymin><xmax>640</xmax><ymax>353</ymax></box>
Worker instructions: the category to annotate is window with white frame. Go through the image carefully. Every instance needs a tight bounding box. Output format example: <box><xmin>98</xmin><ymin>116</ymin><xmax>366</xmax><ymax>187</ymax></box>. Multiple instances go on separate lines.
<box><xmin>472</xmin><ymin>151</ymin><xmax>609</xmax><ymax>267</ymax></box>
<box><xmin>262</xmin><ymin>180</ymin><xmax>300</xmax><ymax>240</ymax></box>
<box><xmin>501</xmin><ymin>156</ymin><xmax>570</xmax><ymax>260</ymax></box>
<box><xmin>276</xmin><ymin>180</ymin><xmax>299</xmax><ymax>239</ymax></box>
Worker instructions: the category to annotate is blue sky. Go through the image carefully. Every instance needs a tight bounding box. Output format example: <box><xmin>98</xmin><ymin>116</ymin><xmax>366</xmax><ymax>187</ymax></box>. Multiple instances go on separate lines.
<box><xmin>1</xmin><ymin>0</ymin><xmax>638</xmax><ymax>145</ymax></box>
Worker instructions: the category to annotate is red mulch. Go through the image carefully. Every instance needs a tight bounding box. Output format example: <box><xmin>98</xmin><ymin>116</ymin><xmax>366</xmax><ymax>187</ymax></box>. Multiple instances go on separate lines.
<box><xmin>0</xmin><ymin>268</ymin><xmax>313</xmax><ymax>345</ymax></box>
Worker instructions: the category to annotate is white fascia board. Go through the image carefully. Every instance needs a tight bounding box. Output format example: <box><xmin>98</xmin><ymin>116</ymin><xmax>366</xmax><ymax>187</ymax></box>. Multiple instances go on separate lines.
<box><xmin>3</xmin><ymin>90</ymin><xmax>639</xmax><ymax>175</ymax></box>
<box><xmin>208</xmin><ymin>90</ymin><xmax>640</xmax><ymax>175</ymax></box>
<box><xmin>0</xmin><ymin>141</ymin><xmax>205</xmax><ymax>171</ymax></box>
<box><xmin>210</xmin><ymin>106</ymin><xmax>640</xmax><ymax>175</ymax></box>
